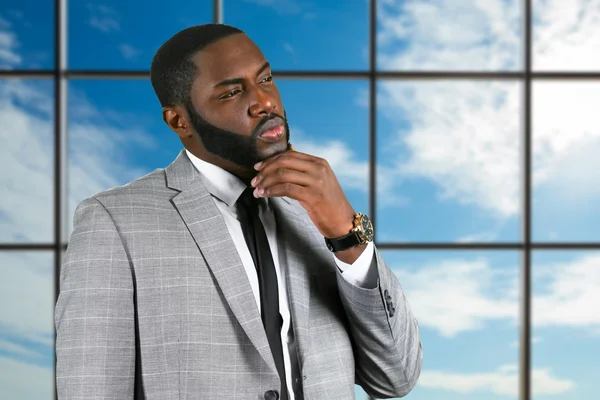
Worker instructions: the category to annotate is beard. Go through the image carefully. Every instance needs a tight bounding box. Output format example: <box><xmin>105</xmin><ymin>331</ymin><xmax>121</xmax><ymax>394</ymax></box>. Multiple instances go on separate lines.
<box><xmin>185</xmin><ymin>101</ymin><xmax>291</xmax><ymax>168</ymax></box>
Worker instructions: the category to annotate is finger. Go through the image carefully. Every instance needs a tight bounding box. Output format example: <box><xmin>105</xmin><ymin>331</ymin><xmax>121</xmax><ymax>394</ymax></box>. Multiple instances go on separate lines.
<box><xmin>256</xmin><ymin>167</ymin><xmax>313</xmax><ymax>193</ymax></box>
<box><xmin>252</xmin><ymin>156</ymin><xmax>323</xmax><ymax>190</ymax></box>
<box><xmin>259</xmin><ymin>182</ymin><xmax>307</xmax><ymax>199</ymax></box>
<box><xmin>253</xmin><ymin>153</ymin><xmax>315</xmax><ymax>185</ymax></box>
<box><xmin>278</xmin><ymin>150</ymin><xmax>315</xmax><ymax>160</ymax></box>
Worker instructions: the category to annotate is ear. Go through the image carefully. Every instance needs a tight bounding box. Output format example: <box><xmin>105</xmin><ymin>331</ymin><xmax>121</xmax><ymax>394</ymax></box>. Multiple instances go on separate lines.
<box><xmin>162</xmin><ymin>105</ymin><xmax>192</xmax><ymax>139</ymax></box>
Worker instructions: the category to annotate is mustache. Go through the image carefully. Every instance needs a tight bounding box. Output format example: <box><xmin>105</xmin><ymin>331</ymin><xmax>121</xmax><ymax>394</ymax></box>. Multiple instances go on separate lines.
<box><xmin>252</xmin><ymin>112</ymin><xmax>287</xmax><ymax>138</ymax></box>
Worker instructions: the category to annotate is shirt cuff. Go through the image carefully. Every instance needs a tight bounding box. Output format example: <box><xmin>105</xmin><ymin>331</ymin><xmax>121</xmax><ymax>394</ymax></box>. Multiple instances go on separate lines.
<box><xmin>333</xmin><ymin>241</ymin><xmax>377</xmax><ymax>288</ymax></box>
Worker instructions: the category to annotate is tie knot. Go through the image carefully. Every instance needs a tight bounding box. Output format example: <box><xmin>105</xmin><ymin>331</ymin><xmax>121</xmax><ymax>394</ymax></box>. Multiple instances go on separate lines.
<box><xmin>237</xmin><ymin>187</ymin><xmax>260</xmax><ymax>211</ymax></box>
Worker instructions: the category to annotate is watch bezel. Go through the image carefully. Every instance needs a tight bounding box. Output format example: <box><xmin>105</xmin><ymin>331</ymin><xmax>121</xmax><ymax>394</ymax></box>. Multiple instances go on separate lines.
<box><xmin>323</xmin><ymin>213</ymin><xmax>374</xmax><ymax>252</ymax></box>
<box><xmin>352</xmin><ymin>213</ymin><xmax>374</xmax><ymax>244</ymax></box>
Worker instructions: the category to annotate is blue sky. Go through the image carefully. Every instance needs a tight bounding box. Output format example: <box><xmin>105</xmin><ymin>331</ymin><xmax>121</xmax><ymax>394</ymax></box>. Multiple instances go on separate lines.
<box><xmin>1</xmin><ymin>0</ymin><xmax>600</xmax><ymax>399</ymax></box>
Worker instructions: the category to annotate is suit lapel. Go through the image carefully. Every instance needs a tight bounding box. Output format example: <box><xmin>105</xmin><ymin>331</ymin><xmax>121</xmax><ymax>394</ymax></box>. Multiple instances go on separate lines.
<box><xmin>165</xmin><ymin>150</ymin><xmax>278</xmax><ymax>376</ymax></box>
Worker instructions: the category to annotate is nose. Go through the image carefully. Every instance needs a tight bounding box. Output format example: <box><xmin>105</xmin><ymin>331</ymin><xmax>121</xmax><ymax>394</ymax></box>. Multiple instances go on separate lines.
<box><xmin>248</xmin><ymin>87</ymin><xmax>276</xmax><ymax>118</ymax></box>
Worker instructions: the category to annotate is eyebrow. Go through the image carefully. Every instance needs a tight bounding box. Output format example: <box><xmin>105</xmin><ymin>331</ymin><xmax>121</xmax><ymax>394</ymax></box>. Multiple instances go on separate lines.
<box><xmin>213</xmin><ymin>62</ymin><xmax>271</xmax><ymax>89</ymax></box>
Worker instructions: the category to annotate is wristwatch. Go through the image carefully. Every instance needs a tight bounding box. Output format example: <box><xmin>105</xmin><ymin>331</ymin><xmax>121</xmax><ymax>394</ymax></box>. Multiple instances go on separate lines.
<box><xmin>324</xmin><ymin>213</ymin><xmax>374</xmax><ymax>252</ymax></box>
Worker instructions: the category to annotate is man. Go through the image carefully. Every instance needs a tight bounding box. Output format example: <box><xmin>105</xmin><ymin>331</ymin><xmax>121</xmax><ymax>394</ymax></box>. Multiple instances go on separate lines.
<box><xmin>55</xmin><ymin>23</ymin><xmax>422</xmax><ymax>400</ymax></box>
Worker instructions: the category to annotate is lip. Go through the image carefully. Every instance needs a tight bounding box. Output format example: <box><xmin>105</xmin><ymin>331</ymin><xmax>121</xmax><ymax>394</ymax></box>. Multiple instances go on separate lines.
<box><xmin>258</xmin><ymin>125</ymin><xmax>284</xmax><ymax>143</ymax></box>
<box><xmin>257</xmin><ymin>118</ymin><xmax>284</xmax><ymax>137</ymax></box>
<box><xmin>256</xmin><ymin>118</ymin><xmax>285</xmax><ymax>143</ymax></box>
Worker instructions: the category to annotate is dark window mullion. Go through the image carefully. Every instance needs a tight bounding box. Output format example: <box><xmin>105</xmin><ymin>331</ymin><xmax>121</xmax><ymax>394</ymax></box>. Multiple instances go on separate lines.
<box><xmin>53</xmin><ymin>1</ymin><xmax>67</xmax><ymax>400</ymax></box>
<box><xmin>520</xmin><ymin>0</ymin><xmax>533</xmax><ymax>400</ymax></box>
<box><xmin>2</xmin><ymin>242</ymin><xmax>600</xmax><ymax>251</ymax></box>
<box><xmin>6</xmin><ymin>70</ymin><xmax>600</xmax><ymax>79</ymax></box>
<box><xmin>368</xmin><ymin>0</ymin><xmax>376</xmax><ymax>390</ymax></box>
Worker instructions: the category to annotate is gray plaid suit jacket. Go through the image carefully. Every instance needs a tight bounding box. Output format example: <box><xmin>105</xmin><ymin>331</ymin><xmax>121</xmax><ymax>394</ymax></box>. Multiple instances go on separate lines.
<box><xmin>55</xmin><ymin>149</ymin><xmax>422</xmax><ymax>399</ymax></box>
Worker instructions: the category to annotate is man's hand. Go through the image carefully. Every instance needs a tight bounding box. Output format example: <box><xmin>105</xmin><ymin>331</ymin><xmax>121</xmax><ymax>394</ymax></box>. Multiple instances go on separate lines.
<box><xmin>250</xmin><ymin>149</ymin><xmax>355</xmax><ymax>239</ymax></box>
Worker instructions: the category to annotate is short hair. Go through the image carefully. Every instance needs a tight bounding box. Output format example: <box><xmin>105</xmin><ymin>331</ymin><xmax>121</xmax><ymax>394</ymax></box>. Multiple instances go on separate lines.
<box><xmin>150</xmin><ymin>23</ymin><xmax>244</xmax><ymax>108</ymax></box>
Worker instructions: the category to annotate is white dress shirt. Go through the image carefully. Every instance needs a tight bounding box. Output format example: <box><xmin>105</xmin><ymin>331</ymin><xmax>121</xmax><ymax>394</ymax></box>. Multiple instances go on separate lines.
<box><xmin>185</xmin><ymin>150</ymin><xmax>376</xmax><ymax>399</ymax></box>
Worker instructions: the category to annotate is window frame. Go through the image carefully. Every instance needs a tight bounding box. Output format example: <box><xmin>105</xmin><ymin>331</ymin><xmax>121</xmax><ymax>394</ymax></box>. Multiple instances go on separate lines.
<box><xmin>1</xmin><ymin>1</ymin><xmax>600</xmax><ymax>399</ymax></box>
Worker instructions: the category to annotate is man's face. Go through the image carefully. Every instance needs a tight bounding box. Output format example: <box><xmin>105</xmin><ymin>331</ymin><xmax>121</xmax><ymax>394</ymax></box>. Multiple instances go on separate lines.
<box><xmin>186</xmin><ymin>33</ymin><xmax>290</xmax><ymax>168</ymax></box>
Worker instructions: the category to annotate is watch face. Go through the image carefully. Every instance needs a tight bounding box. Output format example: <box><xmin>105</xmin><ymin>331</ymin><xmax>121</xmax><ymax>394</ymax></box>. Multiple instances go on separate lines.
<box><xmin>360</xmin><ymin>215</ymin><xmax>374</xmax><ymax>241</ymax></box>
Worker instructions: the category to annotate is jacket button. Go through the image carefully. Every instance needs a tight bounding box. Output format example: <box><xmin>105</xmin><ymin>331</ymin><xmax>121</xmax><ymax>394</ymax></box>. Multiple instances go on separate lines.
<box><xmin>264</xmin><ymin>390</ymin><xmax>279</xmax><ymax>400</ymax></box>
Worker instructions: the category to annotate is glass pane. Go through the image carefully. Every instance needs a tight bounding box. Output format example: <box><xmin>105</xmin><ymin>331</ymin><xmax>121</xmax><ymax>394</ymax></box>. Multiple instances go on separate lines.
<box><xmin>532</xmin><ymin>251</ymin><xmax>600</xmax><ymax>400</ymax></box>
<box><xmin>67</xmin><ymin>79</ymin><xmax>369</xmax><ymax>238</ymax></box>
<box><xmin>66</xmin><ymin>79</ymin><xmax>175</xmax><ymax>239</ymax></box>
<box><xmin>223</xmin><ymin>0</ymin><xmax>368</xmax><ymax>70</ymax></box>
<box><xmin>376</xmin><ymin>80</ymin><xmax>521</xmax><ymax>243</ymax></box>
<box><xmin>68</xmin><ymin>1</ymin><xmax>212</xmax><ymax>69</ymax></box>
<box><xmin>377</xmin><ymin>0</ymin><xmax>522</xmax><ymax>71</ymax></box>
<box><xmin>0</xmin><ymin>79</ymin><xmax>54</xmax><ymax>243</ymax></box>
<box><xmin>380</xmin><ymin>250</ymin><xmax>520</xmax><ymax>400</ymax></box>
<box><xmin>532</xmin><ymin>82</ymin><xmax>600</xmax><ymax>242</ymax></box>
<box><xmin>0</xmin><ymin>1</ymin><xmax>54</xmax><ymax>69</ymax></box>
<box><xmin>0</xmin><ymin>251</ymin><xmax>54</xmax><ymax>398</ymax></box>
<box><xmin>355</xmin><ymin>384</ymin><xmax>369</xmax><ymax>399</ymax></box>
<box><xmin>276</xmin><ymin>80</ymin><xmax>369</xmax><ymax>216</ymax></box>
<box><xmin>533</xmin><ymin>0</ymin><xmax>600</xmax><ymax>71</ymax></box>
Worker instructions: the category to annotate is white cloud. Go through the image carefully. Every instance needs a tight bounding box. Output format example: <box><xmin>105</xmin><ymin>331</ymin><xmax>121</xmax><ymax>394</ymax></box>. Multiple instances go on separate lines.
<box><xmin>456</xmin><ymin>230</ymin><xmax>499</xmax><ymax>243</ymax></box>
<box><xmin>533</xmin><ymin>0</ymin><xmax>600</xmax><ymax>70</ymax></box>
<box><xmin>119</xmin><ymin>43</ymin><xmax>142</xmax><ymax>60</ymax></box>
<box><xmin>0</xmin><ymin>81</ymin><xmax>54</xmax><ymax>242</ymax></box>
<box><xmin>532</xmin><ymin>82</ymin><xmax>600</xmax><ymax>204</ymax></box>
<box><xmin>393</xmin><ymin>253</ymin><xmax>600</xmax><ymax>337</ymax></box>
<box><xmin>0</xmin><ymin>79</ymin><xmax>155</xmax><ymax>243</ymax></box>
<box><xmin>242</xmin><ymin>0</ymin><xmax>321</xmax><ymax>21</ymax></box>
<box><xmin>282</xmin><ymin>41</ymin><xmax>294</xmax><ymax>54</ymax></box>
<box><xmin>385</xmin><ymin>80</ymin><xmax>522</xmax><ymax>217</ymax></box>
<box><xmin>87</xmin><ymin>4</ymin><xmax>120</xmax><ymax>33</ymax></box>
<box><xmin>393</xmin><ymin>257</ymin><xmax>517</xmax><ymax>337</ymax></box>
<box><xmin>511</xmin><ymin>336</ymin><xmax>542</xmax><ymax>348</ymax></box>
<box><xmin>0</xmin><ymin>15</ymin><xmax>21</xmax><ymax>68</ymax></box>
<box><xmin>292</xmin><ymin>132</ymin><xmax>369</xmax><ymax>192</ymax></box>
<box><xmin>377</xmin><ymin>0</ymin><xmax>521</xmax><ymax>70</ymax></box>
<box><xmin>419</xmin><ymin>364</ymin><xmax>575</xmax><ymax>396</ymax></box>
<box><xmin>291</xmin><ymin>129</ymin><xmax>407</xmax><ymax>205</ymax></box>
<box><xmin>376</xmin><ymin>0</ymin><xmax>600</xmax><ymax>221</ymax></box>
<box><xmin>533</xmin><ymin>254</ymin><xmax>600</xmax><ymax>329</ymax></box>
<box><xmin>243</xmin><ymin>0</ymin><xmax>302</xmax><ymax>15</ymax></box>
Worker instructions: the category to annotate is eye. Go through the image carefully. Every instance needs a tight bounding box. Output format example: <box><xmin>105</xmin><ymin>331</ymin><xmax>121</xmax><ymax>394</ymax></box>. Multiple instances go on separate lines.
<box><xmin>220</xmin><ymin>89</ymin><xmax>241</xmax><ymax>99</ymax></box>
<box><xmin>261</xmin><ymin>75</ymin><xmax>273</xmax><ymax>83</ymax></box>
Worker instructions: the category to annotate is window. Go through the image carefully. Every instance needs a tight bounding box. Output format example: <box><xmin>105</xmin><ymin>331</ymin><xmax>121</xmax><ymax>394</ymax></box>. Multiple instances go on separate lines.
<box><xmin>1</xmin><ymin>1</ymin><xmax>599</xmax><ymax>399</ymax></box>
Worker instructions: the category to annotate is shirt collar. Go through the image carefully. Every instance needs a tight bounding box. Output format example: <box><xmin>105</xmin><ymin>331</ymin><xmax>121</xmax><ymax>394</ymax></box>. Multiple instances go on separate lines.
<box><xmin>185</xmin><ymin>149</ymin><xmax>247</xmax><ymax>209</ymax></box>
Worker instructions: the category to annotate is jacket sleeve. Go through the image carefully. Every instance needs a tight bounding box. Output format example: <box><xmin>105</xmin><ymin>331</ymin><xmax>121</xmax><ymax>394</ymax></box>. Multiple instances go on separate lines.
<box><xmin>336</xmin><ymin>245</ymin><xmax>423</xmax><ymax>398</ymax></box>
<box><xmin>54</xmin><ymin>197</ymin><xmax>136</xmax><ymax>399</ymax></box>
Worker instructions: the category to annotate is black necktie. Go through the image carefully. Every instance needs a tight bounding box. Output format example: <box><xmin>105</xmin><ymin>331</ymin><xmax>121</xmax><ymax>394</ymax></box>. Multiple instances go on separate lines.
<box><xmin>236</xmin><ymin>188</ymin><xmax>288</xmax><ymax>400</ymax></box>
